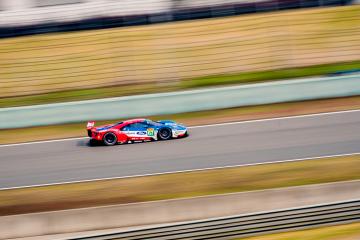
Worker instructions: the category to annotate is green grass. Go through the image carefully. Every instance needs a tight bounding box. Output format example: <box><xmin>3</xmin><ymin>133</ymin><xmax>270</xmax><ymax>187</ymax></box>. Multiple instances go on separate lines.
<box><xmin>181</xmin><ymin>61</ymin><xmax>360</xmax><ymax>88</ymax></box>
<box><xmin>0</xmin><ymin>83</ymin><xmax>176</xmax><ymax>108</ymax></box>
<box><xmin>1</xmin><ymin>60</ymin><xmax>359</xmax><ymax>108</ymax></box>
<box><xmin>0</xmin><ymin>155</ymin><xmax>359</xmax><ymax>216</ymax></box>
<box><xmin>237</xmin><ymin>223</ymin><xmax>360</xmax><ymax>240</ymax></box>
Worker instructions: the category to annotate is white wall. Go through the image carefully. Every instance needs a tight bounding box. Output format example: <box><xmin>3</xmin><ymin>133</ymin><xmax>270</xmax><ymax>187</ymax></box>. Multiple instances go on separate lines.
<box><xmin>0</xmin><ymin>0</ymin><xmax>355</xmax><ymax>27</ymax></box>
<box><xmin>1</xmin><ymin>0</ymin><xmax>32</xmax><ymax>10</ymax></box>
<box><xmin>0</xmin><ymin>0</ymin><xmax>172</xmax><ymax>26</ymax></box>
<box><xmin>0</xmin><ymin>0</ymin><xmax>267</xmax><ymax>27</ymax></box>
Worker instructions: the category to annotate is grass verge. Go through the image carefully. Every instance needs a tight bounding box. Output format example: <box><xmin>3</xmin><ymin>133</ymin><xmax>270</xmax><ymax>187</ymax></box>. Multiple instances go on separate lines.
<box><xmin>1</xmin><ymin>96</ymin><xmax>359</xmax><ymax>144</ymax></box>
<box><xmin>182</xmin><ymin>61</ymin><xmax>360</xmax><ymax>89</ymax></box>
<box><xmin>238</xmin><ymin>222</ymin><xmax>360</xmax><ymax>240</ymax></box>
<box><xmin>0</xmin><ymin>155</ymin><xmax>359</xmax><ymax>216</ymax></box>
<box><xmin>1</xmin><ymin>61</ymin><xmax>359</xmax><ymax>108</ymax></box>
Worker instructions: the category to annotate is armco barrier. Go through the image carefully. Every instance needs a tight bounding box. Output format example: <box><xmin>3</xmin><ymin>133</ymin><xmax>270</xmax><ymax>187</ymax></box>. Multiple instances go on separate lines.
<box><xmin>0</xmin><ymin>180</ymin><xmax>359</xmax><ymax>239</ymax></box>
<box><xmin>71</xmin><ymin>200</ymin><xmax>360</xmax><ymax>240</ymax></box>
<box><xmin>0</xmin><ymin>74</ymin><xmax>360</xmax><ymax>129</ymax></box>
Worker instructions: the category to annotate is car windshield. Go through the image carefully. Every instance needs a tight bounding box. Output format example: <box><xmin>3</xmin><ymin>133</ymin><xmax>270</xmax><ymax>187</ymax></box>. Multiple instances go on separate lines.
<box><xmin>110</xmin><ymin>121</ymin><xmax>123</xmax><ymax>128</ymax></box>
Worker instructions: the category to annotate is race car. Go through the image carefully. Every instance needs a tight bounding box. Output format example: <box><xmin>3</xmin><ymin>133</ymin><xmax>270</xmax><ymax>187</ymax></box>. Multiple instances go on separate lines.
<box><xmin>86</xmin><ymin>118</ymin><xmax>188</xmax><ymax>146</ymax></box>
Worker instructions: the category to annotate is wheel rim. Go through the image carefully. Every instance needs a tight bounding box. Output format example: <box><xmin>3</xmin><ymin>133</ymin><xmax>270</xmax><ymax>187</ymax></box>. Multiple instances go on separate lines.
<box><xmin>105</xmin><ymin>133</ymin><xmax>116</xmax><ymax>144</ymax></box>
<box><xmin>160</xmin><ymin>129</ymin><xmax>171</xmax><ymax>139</ymax></box>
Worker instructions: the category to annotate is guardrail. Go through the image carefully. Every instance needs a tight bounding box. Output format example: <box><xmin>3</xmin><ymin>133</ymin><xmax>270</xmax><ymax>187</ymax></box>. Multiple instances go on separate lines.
<box><xmin>1</xmin><ymin>181</ymin><xmax>359</xmax><ymax>239</ymax></box>
<box><xmin>1</xmin><ymin>74</ymin><xmax>359</xmax><ymax>129</ymax></box>
<box><xmin>71</xmin><ymin>200</ymin><xmax>360</xmax><ymax>240</ymax></box>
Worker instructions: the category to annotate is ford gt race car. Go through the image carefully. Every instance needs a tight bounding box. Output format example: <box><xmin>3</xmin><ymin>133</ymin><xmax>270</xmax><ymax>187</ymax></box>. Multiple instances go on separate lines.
<box><xmin>87</xmin><ymin>119</ymin><xmax>188</xmax><ymax>146</ymax></box>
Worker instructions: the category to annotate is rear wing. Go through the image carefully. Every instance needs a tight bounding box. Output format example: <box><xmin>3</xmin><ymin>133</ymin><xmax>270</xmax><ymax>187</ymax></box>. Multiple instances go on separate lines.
<box><xmin>87</xmin><ymin>121</ymin><xmax>95</xmax><ymax>129</ymax></box>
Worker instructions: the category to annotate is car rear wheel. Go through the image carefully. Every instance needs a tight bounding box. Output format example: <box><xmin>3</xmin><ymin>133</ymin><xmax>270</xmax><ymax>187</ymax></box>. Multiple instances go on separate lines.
<box><xmin>103</xmin><ymin>132</ymin><xmax>117</xmax><ymax>146</ymax></box>
<box><xmin>158</xmin><ymin>128</ymin><xmax>172</xmax><ymax>140</ymax></box>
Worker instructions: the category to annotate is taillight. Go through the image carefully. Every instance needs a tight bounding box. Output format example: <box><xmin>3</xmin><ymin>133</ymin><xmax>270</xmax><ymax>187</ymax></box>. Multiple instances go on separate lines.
<box><xmin>96</xmin><ymin>133</ymin><xmax>102</xmax><ymax>140</ymax></box>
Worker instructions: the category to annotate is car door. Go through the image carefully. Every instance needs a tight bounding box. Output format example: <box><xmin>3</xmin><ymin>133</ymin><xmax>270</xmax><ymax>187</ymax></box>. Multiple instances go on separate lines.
<box><xmin>121</xmin><ymin>122</ymin><xmax>148</xmax><ymax>140</ymax></box>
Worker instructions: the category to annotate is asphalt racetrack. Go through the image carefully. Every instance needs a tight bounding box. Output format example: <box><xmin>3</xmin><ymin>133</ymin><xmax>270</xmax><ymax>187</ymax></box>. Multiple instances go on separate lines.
<box><xmin>0</xmin><ymin>110</ymin><xmax>359</xmax><ymax>189</ymax></box>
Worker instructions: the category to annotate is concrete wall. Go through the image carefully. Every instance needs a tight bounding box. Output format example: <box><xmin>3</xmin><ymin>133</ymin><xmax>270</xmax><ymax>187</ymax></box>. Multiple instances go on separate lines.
<box><xmin>0</xmin><ymin>180</ymin><xmax>359</xmax><ymax>239</ymax></box>
<box><xmin>1</xmin><ymin>74</ymin><xmax>359</xmax><ymax>129</ymax></box>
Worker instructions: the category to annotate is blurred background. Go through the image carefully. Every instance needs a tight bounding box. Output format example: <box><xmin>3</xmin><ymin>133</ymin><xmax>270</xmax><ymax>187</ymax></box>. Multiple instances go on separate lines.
<box><xmin>0</xmin><ymin>1</ymin><xmax>360</xmax><ymax>239</ymax></box>
<box><xmin>0</xmin><ymin>0</ymin><xmax>359</xmax><ymax>107</ymax></box>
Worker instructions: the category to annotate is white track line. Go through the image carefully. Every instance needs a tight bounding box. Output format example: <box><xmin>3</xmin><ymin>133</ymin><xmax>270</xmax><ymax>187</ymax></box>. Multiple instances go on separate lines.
<box><xmin>1</xmin><ymin>152</ymin><xmax>359</xmax><ymax>191</ymax></box>
<box><xmin>190</xmin><ymin>109</ymin><xmax>360</xmax><ymax>129</ymax></box>
<box><xmin>1</xmin><ymin>109</ymin><xmax>359</xmax><ymax>148</ymax></box>
<box><xmin>0</xmin><ymin>137</ymin><xmax>86</xmax><ymax>147</ymax></box>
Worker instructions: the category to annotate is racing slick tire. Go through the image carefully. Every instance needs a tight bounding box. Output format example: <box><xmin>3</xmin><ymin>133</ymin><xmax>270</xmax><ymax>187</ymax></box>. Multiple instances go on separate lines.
<box><xmin>103</xmin><ymin>132</ymin><xmax>117</xmax><ymax>146</ymax></box>
<box><xmin>158</xmin><ymin>128</ymin><xmax>172</xmax><ymax>140</ymax></box>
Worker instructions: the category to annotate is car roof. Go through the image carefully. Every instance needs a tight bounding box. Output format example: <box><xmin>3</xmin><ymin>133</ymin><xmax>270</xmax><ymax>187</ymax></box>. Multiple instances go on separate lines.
<box><xmin>122</xmin><ymin>118</ymin><xmax>147</xmax><ymax>124</ymax></box>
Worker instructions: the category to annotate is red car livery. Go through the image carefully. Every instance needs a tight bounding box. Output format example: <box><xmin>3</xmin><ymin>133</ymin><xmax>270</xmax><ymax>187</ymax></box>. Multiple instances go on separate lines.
<box><xmin>87</xmin><ymin>118</ymin><xmax>188</xmax><ymax>146</ymax></box>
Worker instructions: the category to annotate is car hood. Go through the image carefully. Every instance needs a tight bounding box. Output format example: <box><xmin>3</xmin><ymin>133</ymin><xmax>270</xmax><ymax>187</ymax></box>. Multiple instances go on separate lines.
<box><xmin>168</xmin><ymin>124</ymin><xmax>187</xmax><ymax>131</ymax></box>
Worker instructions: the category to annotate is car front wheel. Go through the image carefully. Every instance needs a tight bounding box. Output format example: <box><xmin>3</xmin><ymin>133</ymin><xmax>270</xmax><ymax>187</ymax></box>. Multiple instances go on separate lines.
<box><xmin>158</xmin><ymin>128</ymin><xmax>172</xmax><ymax>140</ymax></box>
